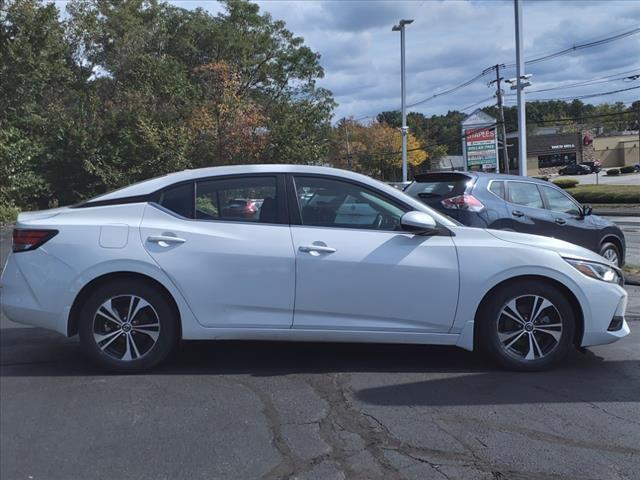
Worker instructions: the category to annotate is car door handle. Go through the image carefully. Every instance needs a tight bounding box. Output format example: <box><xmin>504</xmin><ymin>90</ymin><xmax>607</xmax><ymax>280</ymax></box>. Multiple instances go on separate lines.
<box><xmin>512</xmin><ymin>210</ymin><xmax>524</xmax><ymax>217</ymax></box>
<box><xmin>555</xmin><ymin>218</ymin><xmax>567</xmax><ymax>225</ymax></box>
<box><xmin>299</xmin><ymin>245</ymin><xmax>337</xmax><ymax>254</ymax></box>
<box><xmin>147</xmin><ymin>235</ymin><xmax>186</xmax><ymax>246</ymax></box>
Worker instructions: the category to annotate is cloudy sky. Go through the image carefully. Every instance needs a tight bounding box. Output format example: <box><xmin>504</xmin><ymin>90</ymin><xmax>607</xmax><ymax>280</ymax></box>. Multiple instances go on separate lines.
<box><xmin>57</xmin><ymin>0</ymin><xmax>640</xmax><ymax>121</ymax></box>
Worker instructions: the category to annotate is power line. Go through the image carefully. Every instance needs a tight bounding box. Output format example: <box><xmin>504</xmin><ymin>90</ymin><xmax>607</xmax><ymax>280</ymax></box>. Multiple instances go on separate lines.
<box><xmin>504</xmin><ymin>26</ymin><xmax>640</xmax><ymax>67</ymax></box>
<box><xmin>530</xmin><ymin>110</ymin><xmax>639</xmax><ymax>125</ymax></box>
<box><xmin>406</xmin><ymin>71</ymin><xmax>491</xmax><ymax>109</ymax></box>
<box><xmin>523</xmin><ymin>69</ymin><xmax>640</xmax><ymax>94</ymax></box>
<box><xmin>505</xmin><ymin>85</ymin><xmax>640</xmax><ymax>102</ymax></box>
<box><xmin>460</xmin><ymin>95</ymin><xmax>496</xmax><ymax>112</ymax></box>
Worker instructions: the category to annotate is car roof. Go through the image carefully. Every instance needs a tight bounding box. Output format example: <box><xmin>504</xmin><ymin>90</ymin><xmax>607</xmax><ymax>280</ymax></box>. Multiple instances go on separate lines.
<box><xmin>89</xmin><ymin>164</ymin><xmax>444</xmax><ymax>205</ymax></box>
<box><xmin>89</xmin><ymin>165</ymin><xmax>352</xmax><ymax>202</ymax></box>
<box><xmin>84</xmin><ymin>164</ymin><xmax>459</xmax><ymax>227</ymax></box>
<box><xmin>413</xmin><ymin>171</ymin><xmax>554</xmax><ymax>186</ymax></box>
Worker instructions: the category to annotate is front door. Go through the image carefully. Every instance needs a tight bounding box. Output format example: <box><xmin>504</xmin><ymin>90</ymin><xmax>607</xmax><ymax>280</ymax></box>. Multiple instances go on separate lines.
<box><xmin>140</xmin><ymin>175</ymin><xmax>295</xmax><ymax>328</ymax></box>
<box><xmin>504</xmin><ymin>181</ymin><xmax>555</xmax><ymax>236</ymax></box>
<box><xmin>289</xmin><ymin>175</ymin><xmax>459</xmax><ymax>333</ymax></box>
<box><xmin>539</xmin><ymin>184</ymin><xmax>593</xmax><ymax>249</ymax></box>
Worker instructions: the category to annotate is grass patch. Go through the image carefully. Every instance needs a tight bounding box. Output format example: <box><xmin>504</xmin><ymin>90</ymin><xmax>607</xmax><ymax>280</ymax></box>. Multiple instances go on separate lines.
<box><xmin>566</xmin><ymin>185</ymin><xmax>640</xmax><ymax>204</ymax></box>
<box><xmin>623</xmin><ymin>265</ymin><xmax>640</xmax><ymax>280</ymax></box>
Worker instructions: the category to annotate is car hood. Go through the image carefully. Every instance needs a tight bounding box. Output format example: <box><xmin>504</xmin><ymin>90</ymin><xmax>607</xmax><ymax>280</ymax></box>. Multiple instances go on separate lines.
<box><xmin>485</xmin><ymin>229</ymin><xmax>610</xmax><ymax>264</ymax></box>
<box><xmin>585</xmin><ymin>213</ymin><xmax>615</xmax><ymax>228</ymax></box>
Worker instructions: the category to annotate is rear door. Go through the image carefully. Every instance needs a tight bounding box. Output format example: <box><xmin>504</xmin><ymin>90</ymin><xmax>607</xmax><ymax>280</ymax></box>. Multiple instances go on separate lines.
<box><xmin>140</xmin><ymin>174</ymin><xmax>296</xmax><ymax>329</ymax></box>
<box><xmin>503</xmin><ymin>181</ymin><xmax>555</xmax><ymax>235</ymax></box>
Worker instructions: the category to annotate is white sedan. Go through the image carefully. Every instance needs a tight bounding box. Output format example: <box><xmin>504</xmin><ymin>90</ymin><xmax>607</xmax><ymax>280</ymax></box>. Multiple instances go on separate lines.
<box><xmin>0</xmin><ymin>165</ymin><xmax>629</xmax><ymax>372</ymax></box>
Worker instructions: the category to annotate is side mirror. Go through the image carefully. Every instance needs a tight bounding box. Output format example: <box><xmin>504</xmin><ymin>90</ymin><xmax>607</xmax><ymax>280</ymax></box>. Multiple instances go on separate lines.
<box><xmin>401</xmin><ymin>211</ymin><xmax>439</xmax><ymax>235</ymax></box>
<box><xmin>581</xmin><ymin>205</ymin><xmax>593</xmax><ymax>217</ymax></box>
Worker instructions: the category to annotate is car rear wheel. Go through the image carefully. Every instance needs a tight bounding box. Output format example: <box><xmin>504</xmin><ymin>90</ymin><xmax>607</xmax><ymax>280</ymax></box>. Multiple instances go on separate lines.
<box><xmin>78</xmin><ymin>280</ymin><xmax>178</xmax><ymax>372</ymax></box>
<box><xmin>477</xmin><ymin>281</ymin><xmax>575</xmax><ymax>371</ymax></box>
<box><xmin>600</xmin><ymin>241</ymin><xmax>621</xmax><ymax>267</ymax></box>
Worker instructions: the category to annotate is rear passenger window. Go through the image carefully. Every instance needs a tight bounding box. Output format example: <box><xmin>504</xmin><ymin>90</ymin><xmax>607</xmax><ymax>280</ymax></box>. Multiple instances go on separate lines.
<box><xmin>507</xmin><ymin>182</ymin><xmax>543</xmax><ymax>209</ymax></box>
<box><xmin>195</xmin><ymin>176</ymin><xmax>279</xmax><ymax>223</ymax></box>
<box><xmin>489</xmin><ymin>181</ymin><xmax>505</xmax><ymax>199</ymax></box>
<box><xmin>159</xmin><ymin>183</ymin><xmax>194</xmax><ymax>218</ymax></box>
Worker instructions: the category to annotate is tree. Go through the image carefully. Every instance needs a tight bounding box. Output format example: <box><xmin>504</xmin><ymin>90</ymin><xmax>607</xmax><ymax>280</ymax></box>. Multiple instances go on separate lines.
<box><xmin>327</xmin><ymin>120</ymin><xmax>427</xmax><ymax>181</ymax></box>
<box><xmin>1</xmin><ymin>0</ymin><xmax>335</xmax><ymax>214</ymax></box>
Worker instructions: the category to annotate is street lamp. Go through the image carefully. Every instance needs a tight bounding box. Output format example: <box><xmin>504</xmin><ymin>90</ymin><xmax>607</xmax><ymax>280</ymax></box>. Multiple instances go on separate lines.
<box><xmin>392</xmin><ymin>19</ymin><xmax>413</xmax><ymax>183</ymax></box>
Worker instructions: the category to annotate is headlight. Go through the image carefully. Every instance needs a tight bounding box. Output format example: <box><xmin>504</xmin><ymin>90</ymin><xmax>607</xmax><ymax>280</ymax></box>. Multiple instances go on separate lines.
<box><xmin>564</xmin><ymin>258</ymin><xmax>622</xmax><ymax>284</ymax></box>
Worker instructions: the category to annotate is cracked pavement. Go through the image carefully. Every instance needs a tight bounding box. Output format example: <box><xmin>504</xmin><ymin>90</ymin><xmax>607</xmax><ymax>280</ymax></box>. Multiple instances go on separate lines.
<box><xmin>1</xmin><ymin>229</ymin><xmax>640</xmax><ymax>480</ymax></box>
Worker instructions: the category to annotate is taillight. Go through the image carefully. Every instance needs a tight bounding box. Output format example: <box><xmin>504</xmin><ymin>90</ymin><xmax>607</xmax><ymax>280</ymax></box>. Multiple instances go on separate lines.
<box><xmin>12</xmin><ymin>229</ymin><xmax>58</xmax><ymax>253</ymax></box>
<box><xmin>441</xmin><ymin>194</ymin><xmax>485</xmax><ymax>212</ymax></box>
<box><xmin>244</xmin><ymin>202</ymin><xmax>257</xmax><ymax>214</ymax></box>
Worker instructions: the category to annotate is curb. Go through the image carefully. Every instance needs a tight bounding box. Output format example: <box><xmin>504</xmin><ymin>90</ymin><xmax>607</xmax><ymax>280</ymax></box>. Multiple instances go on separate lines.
<box><xmin>594</xmin><ymin>210</ymin><xmax>640</xmax><ymax>217</ymax></box>
<box><xmin>624</xmin><ymin>274</ymin><xmax>640</xmax><ymax>286</ymax></box>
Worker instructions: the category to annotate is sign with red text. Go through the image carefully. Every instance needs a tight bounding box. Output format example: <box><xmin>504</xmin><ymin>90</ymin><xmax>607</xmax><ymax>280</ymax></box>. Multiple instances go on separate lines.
<box><xmin>464</xmin><ymin>126</ymin><xmax>498</xmax><ymax>169</ymax></box>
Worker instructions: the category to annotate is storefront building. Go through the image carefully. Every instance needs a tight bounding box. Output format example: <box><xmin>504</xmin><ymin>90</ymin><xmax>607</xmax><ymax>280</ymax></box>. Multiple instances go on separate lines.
<box><xmin>506</xmin><ymin>132</ymin><xmax>583</xmax><ymax>175</ymax></box>
<box><xmin>593</xmin><ymin>135</ymin><xmax>639</xmax><ymax>168</ymax></box>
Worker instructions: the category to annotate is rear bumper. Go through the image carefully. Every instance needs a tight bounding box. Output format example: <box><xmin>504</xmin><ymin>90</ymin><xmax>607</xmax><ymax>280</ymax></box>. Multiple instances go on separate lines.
<box><xmin>0</xmin><ymin>252</ymin><xmax>71</xmax><ymax>336</ymax></box>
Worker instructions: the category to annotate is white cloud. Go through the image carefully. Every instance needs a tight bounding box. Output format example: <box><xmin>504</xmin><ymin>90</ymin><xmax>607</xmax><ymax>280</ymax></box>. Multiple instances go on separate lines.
<box><xmin>253</xmin><ymin>0</ymin><xmax>640</xmax><ymax>120</ymax></box>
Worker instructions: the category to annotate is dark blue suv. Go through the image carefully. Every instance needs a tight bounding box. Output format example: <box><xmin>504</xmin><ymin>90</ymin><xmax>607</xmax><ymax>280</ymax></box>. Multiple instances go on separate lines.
<box><xmin>405</xmin><ymin>172</ymin><xmax>626</xmax><ymax>266</ymax></box>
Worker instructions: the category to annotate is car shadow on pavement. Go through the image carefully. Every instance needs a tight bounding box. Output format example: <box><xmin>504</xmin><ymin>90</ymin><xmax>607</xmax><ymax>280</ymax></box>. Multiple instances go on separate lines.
<box><xmin>1</xmin><ymin>326</ymin><xmax>638</xmax><ymax>406</ymax></box>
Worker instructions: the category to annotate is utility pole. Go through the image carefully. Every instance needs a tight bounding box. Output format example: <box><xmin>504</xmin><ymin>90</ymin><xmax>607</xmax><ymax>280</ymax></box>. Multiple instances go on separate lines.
<box><xmin>514</xmin><ymin>0</ymin><xmax>527</xmax><ymax>176</ymax></box>
<box><xmin>488</xmin><ymin>64</ymin><xmax>510</xmax><ymax>174</ymax></box>
<box><xmin>343</xmin><ymin>119</ymin><xmax>352</xmax><ymax>170</ymax></box>
<box><xmin>393</xmin><ymin>19</ymin><xmax>413</xmax><ymax>183</ymax></box>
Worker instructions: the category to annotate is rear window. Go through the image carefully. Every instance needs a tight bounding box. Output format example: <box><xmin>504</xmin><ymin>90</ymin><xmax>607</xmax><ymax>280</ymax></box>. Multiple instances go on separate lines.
<box><xmin>159</xmin><ymin>183</ymin><xmax>194</xmax><ymax>218</ymax></box>
<box><xmin>405</xmin><ymin>175</ymin><xmax>471</xmax><ymax>200</ymax></box>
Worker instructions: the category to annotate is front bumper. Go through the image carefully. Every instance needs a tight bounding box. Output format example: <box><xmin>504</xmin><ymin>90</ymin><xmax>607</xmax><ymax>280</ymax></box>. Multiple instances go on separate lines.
<box><xmin>581</xmin><ymin>290</ymin><xmax>629</xmax><ymax>347</ymax></box>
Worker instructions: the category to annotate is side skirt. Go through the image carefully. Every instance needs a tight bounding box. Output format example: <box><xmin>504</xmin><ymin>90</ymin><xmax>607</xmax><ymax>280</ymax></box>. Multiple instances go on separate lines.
<box><xmin>181</xmin><ymin>327</ymin><xmax>465</xmax><ymax>348</ymax></box>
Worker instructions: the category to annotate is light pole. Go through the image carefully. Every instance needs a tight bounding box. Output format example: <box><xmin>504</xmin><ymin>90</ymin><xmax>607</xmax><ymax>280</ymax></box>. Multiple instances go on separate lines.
<box><xmin>393</xmin><ymin>19</ymin><xmax>413</xmax><ymax>183</ymax></box>
<box><xmin>514</xmin><ymin>0</ymin><xmax>527</xmax><ymax>176</ymax></box>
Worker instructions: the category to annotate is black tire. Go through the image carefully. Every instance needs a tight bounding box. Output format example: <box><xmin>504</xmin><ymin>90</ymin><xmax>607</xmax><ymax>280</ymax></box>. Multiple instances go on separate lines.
<box><xmin>599</xmin><ymin>241</ymin><xmax>621</xmax><ymax>267</ymax></box>
<box><xmin>476</xmin><ymin>280</ymin><xmax>575</xmax><ymax>371</ymax></box>
<box><xmin>78</xmin><ymin>279</ymin><xmax>178</xmax><ymax>373</ymax></box>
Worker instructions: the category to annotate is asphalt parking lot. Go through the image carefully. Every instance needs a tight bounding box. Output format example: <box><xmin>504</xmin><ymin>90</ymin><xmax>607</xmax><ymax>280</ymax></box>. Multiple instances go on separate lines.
<box><xmin>2</xmin><ymin>228</ymin><xmax>640</xmax><ymax>480</ymax></box>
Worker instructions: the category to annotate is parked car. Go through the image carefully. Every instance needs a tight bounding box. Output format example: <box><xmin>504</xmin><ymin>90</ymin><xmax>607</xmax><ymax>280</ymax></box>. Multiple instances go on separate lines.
<box><xmin>405</xmin><ymin>172</ymin><xmax>625</xmax><ymax>266</ymax></box>
<box><xmin>580</xmin><ymin>161</ymin><xmax>601</xmax><ymax>173</ymax></box>
<box><xmin>1</xmin><ymin>166</ymin><xmax>629</xmax><ymax>373</ymax></box>
<box><xmin>387</xmin><ymin>181</ymin><xmax>411</xmax><ymax>191</ymax></box>
<box><xmin>558</xmin><ymin>164</ymin><xmax>591</xmax><ymax>175</ymax></box>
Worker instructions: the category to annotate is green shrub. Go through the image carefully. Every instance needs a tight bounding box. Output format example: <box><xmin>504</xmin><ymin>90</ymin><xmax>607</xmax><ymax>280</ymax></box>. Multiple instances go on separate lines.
<box><xmin>566</xmin><ymin>185</ymin><xmax>640</xmax><ymax>204</ymax></box>
<box><xmin>533</xmin><ymin>176</ymin><xmax>549</xmax><ymax>181</ymax></box>
<box><xmin>552</xmin><ymin>178</ymin><xmax>579</xmax><ymax>189</ymax></box>
<box><xmin>606</xmin><ymin>168</ymin><xmax>620</xmax><ymax>176</ymax></box>
<box><xmin>0</xmin><ymin>204</ymin><xmax>20</xmax><ymax>225</ymax></box>
<box><xmin>620</xmin><ymin>166</ymin><xmax>635</xmax><ymax>174</ymax></box>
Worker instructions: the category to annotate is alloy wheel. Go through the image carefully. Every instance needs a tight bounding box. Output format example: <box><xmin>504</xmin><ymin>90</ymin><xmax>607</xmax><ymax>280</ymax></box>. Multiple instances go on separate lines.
<box><xmin>602</xmin><ymin>247</ymin><xmax>619</xmax><ymax>266</ymax></box>
<box><xmin>496</xmin><ymin>295</ymin><xmax>563</xmax><ymax>361</ymax></box>
<box><xmin>93</xmin><ymin>295</ymin><xmax>161</xmax><ymax>361</ymax></box>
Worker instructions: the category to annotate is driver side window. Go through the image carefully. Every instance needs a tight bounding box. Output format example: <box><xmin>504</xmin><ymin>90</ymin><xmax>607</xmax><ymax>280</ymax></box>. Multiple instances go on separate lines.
<box><xmin>293</xmin><ymin>176</ymin><xmax>406</xmax><ymax>231</ymax></box>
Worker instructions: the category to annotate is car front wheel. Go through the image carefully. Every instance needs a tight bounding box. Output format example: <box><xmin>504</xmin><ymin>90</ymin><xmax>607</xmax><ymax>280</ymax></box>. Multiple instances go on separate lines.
<box><xmin>78</xmin><ymin>280</ymin><xmax>178</xmax><ymax>372</ymax></box>
<box><xmin>600</xmin><ymin>241</ymin><xmax>621</xmax><ymax>267</ymax></box>
<box><xmin>477</xmin><ymin>281</ymin><xmax>575</xmax><ymax>371</ymax></box>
